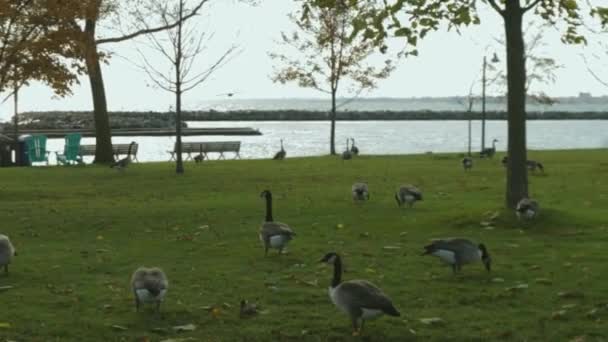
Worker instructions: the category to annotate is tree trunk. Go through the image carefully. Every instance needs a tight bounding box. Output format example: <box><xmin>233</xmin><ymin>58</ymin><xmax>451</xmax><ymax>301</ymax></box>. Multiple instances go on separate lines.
<box><xmin>329</xmin><ymin>89</ymin><xmax>337</xmax><ymax>155</ymax></box>
<box><xmin>503</xmin><ymin>4</ymin><xmax>528</xmax><ymax>208</ymax></box>
<box><xmin>84</xmin><ymin>18</ymin><xmax>114</xmax><ymax>164</ymax></box>
<box><xmin>175</xmin><ymin>0</ymin><xmax>184</xmax><ymax>174</ymax></box>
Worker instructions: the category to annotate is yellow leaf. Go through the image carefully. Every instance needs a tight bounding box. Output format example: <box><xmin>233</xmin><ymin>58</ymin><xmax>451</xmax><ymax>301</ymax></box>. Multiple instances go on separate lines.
<box><xmin>0</xmin><ymin>322</ymin><xmax>10</xmax><ymax>328</ymax></box>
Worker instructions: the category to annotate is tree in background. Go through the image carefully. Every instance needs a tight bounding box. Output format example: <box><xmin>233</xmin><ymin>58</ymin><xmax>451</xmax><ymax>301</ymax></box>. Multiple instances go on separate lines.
<box><xmin>134</xmin><ymin>0</ymin><xmax>238</xmax><ymax>174</ymax></box>
<box><xmin>32</xmin><ymin>0</ymin><xmax>209</xmax><ymax>164</ymax></box>
<box><xmin>271</xmin><ymin>0</ymin><xmax>395</xmax><ymax>155</ymax></box>
<box><xmin>324</xmin><ymin>0</ymin><xmax>607</xmax><ymax>208</ymax></box>
<box><xmin>0</xmin><ymin>0</ymin><xmax>81</xmax><ymax>159</ymax></box>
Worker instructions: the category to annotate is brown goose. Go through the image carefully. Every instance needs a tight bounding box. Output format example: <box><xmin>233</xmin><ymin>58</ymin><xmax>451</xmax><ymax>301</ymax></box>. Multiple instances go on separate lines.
<box><xmin>131</xmin><ymin>266</ymin><xmax>169</xmax><ymax>312</ymax></box>
<box><xmin>320</xmin><ymin>252</ymin><xmax>400</xmax><ymax>336</ymax></box>
<box><xmin>341</xmin><ymin>139</ymin><xmax>353</xmax><ymax>160</ymax></box>
<box><xmin>259</xmin><ymin>190</ymin><xmax>295</xmax><ymax>256</ymax></box>
<box><xmin>272</xmin><ymin>139</ymin><xmax>286</xmax><ymax>160</ymax></box>
<box><xmin>462</xmin><ymin>157</ymin><xmax>473</xmax><ymax>171</ymax></box>
<box><xmin>111</xmin><ymin>141</ymin><xmax>136</xmax><ymax>170</ymax></box>
<box><xmin>0</xmin><ymin>234</ymin><xmax>16</xmax><ymax>275</ymax></box>
<box><xmin>422</xmin><ymin>238</ymin><xmax>491</xmax><ymax>274</ymax></box>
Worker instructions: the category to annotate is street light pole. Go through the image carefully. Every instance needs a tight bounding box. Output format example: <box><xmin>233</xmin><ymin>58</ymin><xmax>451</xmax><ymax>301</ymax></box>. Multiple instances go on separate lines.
<box><xmin>481</xmin><ymin>55</ymin><xmax>487</xmax><ymax>153</ymax></box>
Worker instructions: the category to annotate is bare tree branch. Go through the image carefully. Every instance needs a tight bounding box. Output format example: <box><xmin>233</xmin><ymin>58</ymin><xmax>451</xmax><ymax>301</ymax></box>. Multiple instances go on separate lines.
<box><xmin>522</xmin><ymin>0</ymin><xmax>542</xmax><ymax>13</ymax></box>
<box><xmin>486</xmin><ymin>0</ymin><xmax>505</xmax><ymax>16</ymax></box>
<box><xmin>96</xmin><ymin>0</ymin><xmax>209</xmax><ymax>45</ymax></box>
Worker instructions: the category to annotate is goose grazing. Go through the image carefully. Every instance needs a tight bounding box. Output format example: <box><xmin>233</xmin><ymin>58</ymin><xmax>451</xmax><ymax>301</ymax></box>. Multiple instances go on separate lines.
<box><xmin>351</xmin><ymin>182</ymin><xmax>369</xmax><ymax>201</ymax></box>
<box><xmin>515</xmin><ymin>197</ymin><xmax>539</xmax><ymax>220</ymax></box>
<box><xmin>239</xmin><ymin>299</ymin><xmax>259</xmax><ymax>318</ymax></box>
<box><xmin>526</xmin><ymin>160</ymin><xmax>544</xmax><ymax>173</ymax></box>
<box><xmin>395</xmin><ymin>185</ymin><xmax>423</xmax><ymax>208</ymax></box>
<box><xmin>272</xmin><ymin>139</ymin><xmax>286</xmax><ymax>160</ymax></box>
<box><xmin>422</xmin><ymin>238</ymin><xmax>491</xmax><ymax>273</ymax></box>
<box><xmin>480</xmin><ymin>139</ymin><xmax>498</xmax><ymax>158</ymax></box>
<box><xmin>341</xmin><ymin>139</ymin><xmax>353</xmax><ymax>160</ymax></box>
<box><xmin>259</xmin><ymin>190</ymin><xmax>295</xmax><ymax>256</ymax></box>
<box><xmin>0</xmin><ymin>234</ymin><xmax>16</xmax><ymax>275</ymax></box>
<box><xmin>130</xmin><ymin>266</ymin><xmax>169</xmax><ymax>312</ymax></box>
<box><xmin>501</xmin><ymin>155</ymin><xmax>508</xmax><ymax>167</ymax></box>
<box><xmin>350</xmin><ymin>138</ymin><xmax>359</xmax><ymax>155</ymax></box>
<box><xmin>110</xmin><ymin>141</ymin><xmax>136</xmax><ymax>170</ymax></box>
<box><xmin>462</xmin><ymin>157</ymin><xmax>473</xmax><ymax>171</ymax></box>
<box><xmin>320</xmin><ymin>252</ymin><xmax>400</xmax><ymax>336</ymax></box>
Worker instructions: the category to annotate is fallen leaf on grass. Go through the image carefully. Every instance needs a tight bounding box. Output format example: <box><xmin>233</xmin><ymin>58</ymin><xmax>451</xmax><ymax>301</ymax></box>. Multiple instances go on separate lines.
<box><xmin>506</xmin><ymin>283</ymin><xmax>528</xmax><ymax>291</ymax></box>
<box><xmin>419</xmin><ymin>317</ymin><xmax>444</xmax><ymax>325</ymax></box>
<box><xmin>111</xmin><ymin>325</ymin><xmax>128</xmax><ymax>331</ymax></box>
<box><xmin>491</xmin><ymin>278</ymin><xmax>505</xmax><ymax>283</ymax></box>
<box><xmin>562</xmin><ymin>304</ymin><xmax>577</xmax><ymax>309</ymax></box>
<box><xmin>160</xmin><ymin>338</ymin><xmax>197</xmax><ymax>342</ymax></box>
<box><xmin>383</xmin><ymin>246</ymin><xmax>401</xmax><ymax>250</ymax></box>
<box><xmin>0</xmin><ymin>322</ymin><xmax>11</xmax><ymax>329</ymax></box>
<box><xmin>302</xmin><ymin>279</ymin><xmax>318</xmax><ymax>287</ymax></box>
<box><xmin>172</xmin><ymin>324</ymin><xmax>197</xmax><ymax>332</ymax></box>
<box><xmin>0</xmin><ymin>286</ymin><xmax>13</xmax><ymax>292</ymax></box>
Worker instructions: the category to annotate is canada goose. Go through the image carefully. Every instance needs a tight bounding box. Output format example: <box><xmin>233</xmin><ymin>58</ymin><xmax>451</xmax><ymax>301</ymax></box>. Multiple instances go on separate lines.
<box><xmin>131</xmin><ymin>266</ymin><xmax>168</xmax><ymax>312</ymax></box>
<box><xmin>259</xmin><ymin>190</ymin><xmax>295</xmax><ymax>256</ymax></box>
<box><xmin>341</xmin><ymin>139</ymin><xmax>353</xmax><ymax>160</ymax></box>
<box><xmin>240</xmin><ymin>299</ymin><xmax>259</xmax><ymax>318</ymax></box>
<box><xmin>0</xmin><ymin>234</ymin><xmax>16</xmax><ymax>275</ymax></box>
<box><xmin>462</xmin><ymin>157</ymin><xmax>473</xmax><ymax>171</ymax></box>
<box><xmin>395</xmin><ymin>185</ymin><xmax>422</xmax><ymax>208</ymax></box>
<box><xmin>351</xmin><ymin>182</ymin><xmax>369</xmax><ymax>201</ymax></box>
<box><xmin>350</xmin><ymin>138</ymin><xmax>359</xmax><ymax>155</ymax></box>
<box><xmin>516</xmin><ymin>197</ymin><xmax>539</xmax><ymax>220</ymax></box>
<box><xmin>320</xmin><ymin>252</ymin><xmax>400</xmax><ymax>336</ymax></box>
<box><xmin>272</xmin><ymin>139</ymin><xmax>286</xmax><ymax>160</ymax></box>
<box><xmin>422</xmin><ymin>238</ymin><xmax>491</xmax><ymax>273</ymax></box>
<box><xmin>194</xmin><ymin>144</ymin><xmax>204</xmax><ymax>163</ymax></box>
<box><xmin>110</xmin><ymin>141</ymin><xmax>136</xmax><ymax>170</ymax></box>
<box><xmin>501</xmin><ymin>156</ymin><xmax>545</xmax><ymax>173</ymax></box>
<box><xmin>526</xmin><ymin>160</ymin><xmax>544</xmax><ymax>173</ymax></box>
<box><xmin>480</xmin><ymin>139</ymin><xmax>498</xmax><ymax>158</ymax></box>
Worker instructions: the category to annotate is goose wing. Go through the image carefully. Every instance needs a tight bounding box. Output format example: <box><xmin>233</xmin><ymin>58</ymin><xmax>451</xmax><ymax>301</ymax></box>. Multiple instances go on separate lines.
<box><xmin>260</xmin><ymin>221</ymin><xmax>295</xmax><ymax>238</ymax></box>
<box><xmin>423</xmin><ymin>238</ymin><xmax>475</xmax><ymax>255</ymax></box>
<box><xmin>338</xmin><ymin>280</ymin><xmax>400</xmax><ymax>316</ymax></box>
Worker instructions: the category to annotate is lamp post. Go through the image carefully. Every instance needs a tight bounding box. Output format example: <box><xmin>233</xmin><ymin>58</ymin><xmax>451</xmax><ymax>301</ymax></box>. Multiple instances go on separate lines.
<box><xmin>481</xmin><ymin>52</ymin><xmax>499</xmax><ymax>152</ymax></box>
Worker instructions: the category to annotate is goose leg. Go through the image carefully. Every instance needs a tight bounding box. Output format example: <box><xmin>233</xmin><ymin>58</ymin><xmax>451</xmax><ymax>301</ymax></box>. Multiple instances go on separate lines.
<box><xmin>451</xmin><ymin>264</ymin><xmax>457</xmax><ymax>274</ymax></box>
<box><xmin>264</xmin><ymin>244</ymin><xmax>269</xmax><ymax>257</ymax></box>
<box><xmin>4</xmin><ymin>264</ymin><xmax>7</xmax><ymax>275</ymax></box>
<box><xmin>156</xmin><ymin>301</ymin><xmax>161</xmax><ymax>313</ymax></box>
<box><xmin>351</xmin><ymin>317</ymin><xmax>360</xmax><ymax>336</ymax></box>
<box><xmin>135</xmin><ymin>297</ymin><xmax>140</xmax><ymax>312</ymax></box>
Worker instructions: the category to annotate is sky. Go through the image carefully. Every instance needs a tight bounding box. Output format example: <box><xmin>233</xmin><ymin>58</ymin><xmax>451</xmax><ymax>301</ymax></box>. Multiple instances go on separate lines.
<box><xmin>1</xmin><ymin>0</ymin><xmax>607</xmax><ymax>121</ymax></box>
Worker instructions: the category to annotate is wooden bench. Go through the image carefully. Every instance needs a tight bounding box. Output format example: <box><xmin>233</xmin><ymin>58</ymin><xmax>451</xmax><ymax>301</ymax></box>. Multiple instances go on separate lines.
<box><xmin>168</xmin><ymin>141</ymin><xmax>241</xmax><ymax>161</ymax></box>
<box><xmin>79</xmin><ymin>143</ymin><xmax>139</xmax><ymax>162</ymax></box>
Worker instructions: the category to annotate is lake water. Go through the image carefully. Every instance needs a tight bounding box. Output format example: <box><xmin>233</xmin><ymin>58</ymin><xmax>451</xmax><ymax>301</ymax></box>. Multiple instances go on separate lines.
<box><xmin>41</xmin><ymin>120</ymin><xmax>608</xmax><ymax>164</ymax></box>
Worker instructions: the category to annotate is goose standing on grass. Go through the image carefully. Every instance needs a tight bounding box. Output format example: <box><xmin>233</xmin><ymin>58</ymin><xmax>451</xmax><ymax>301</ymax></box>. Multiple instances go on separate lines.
<box><xmin>462</xmin><ymin>157</ymin><xmax>473</xmax><ymax>171</ymax></box>
<box><xmin>395</xmin><ymin>185</ymin><xmax>423</xmax><ymax>208</ymax></box>
<box><xmin>110</xmin><ymin>141</ymin><xmax>136</xmax><ymax>170</ymax></box>
<box><xmin>422</xmin><ymin>238</ymin><xmax>491</xmax><ymax>274</ymax></box>
<box><xmin>320</xmin><ymin>252</ymin><xmax>400</xmax><ymax>336</ymax></box>
<box><xmin>480</xmin><ymin>139</ymin><xmax>498</xmax><ymax>158</ymax></box>
<box><xmin>259</xmin><ymin>190</ymin><xmax>295</xmax><ymax>256</ymax></box>
<box><xmin>351</xmin><ymin>182</ymin><xmax>369</xmax><ymax>201</ymax></box>
<box><xmin>194</xmin><ymin>144</ymin><xmax>204</xmax><ymax>163</ymax></box>
<box><xmin>131</xmin><ymin>266</ymin><xmax>168</xmax><ymax>312</ymax></box>
<box><xmin>0</xmin><ymin>234</ymin><xmax>16</xmax><ymax>275</ymax></box>
<box><xmin>350</xmin><ymin>138</ymin><xmax>359</xmax><ymax>155</ymax></box>
<box><xmin>341</xmin><ymin>139</ymin><xmax>353</xmax><ymax>160</ymax></box>
<box><xmin>272</xmin><ymin>139</ymin><xmax>286</xmax><ymax>160</ymax></box>
<box><xmin>516</xmin><ymin>198</ymin><xmax>539</xmax><ymax>219</ymax></box>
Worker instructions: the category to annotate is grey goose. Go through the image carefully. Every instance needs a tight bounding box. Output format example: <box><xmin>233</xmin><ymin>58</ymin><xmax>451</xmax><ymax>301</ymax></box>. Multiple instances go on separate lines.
<box><xmin>259</xmin><ymin>190</ymin><xmax>295</xmax><ymax>256</ymax></box>
<box><xmin>422</xmin><ymin>238</ymin><xmax>491</xmax><ymax>273</ymax></box>
<box><xmin>351</xmin><ymin>182</ymin><xmax>369</xmax><ymax>201</ymax></box>
<box><xmin>516</xmin><ymin>198</ymin><xmax>539</xmax><ymax>220</ymax></box>
<box><xmin>0</xmin><ymin>234</ymin><xmax>16</xmax><ymax>275</ymax></box>
<box><xmin>320</xmin><ymin>252</ymin><xmax>400</xmax><ymax>336</ymax></box>
<box><xmin>462</xmin><ymin>157</ymin><xmax>473</xmax><ymax>171</ymax></box>
<box><xmin>131</xmin><ymin>266</ymin><xmax>168</xmax><ymax>312</ymax></box>
<box><xmin>110</xmin><ymin>141</ymin><xmax>136</xmax><ymax>170</ymax></box>
<box><xmin>395</xmin><ymin>185</ymin><xmax>423</xmax><ymax>208</ymax></box>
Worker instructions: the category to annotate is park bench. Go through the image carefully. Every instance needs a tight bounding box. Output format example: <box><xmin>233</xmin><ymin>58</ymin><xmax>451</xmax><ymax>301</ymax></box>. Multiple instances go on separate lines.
<box><xmin>79</xmin><ymin>143</ymin><xmax>139</xmax><ymax>162</ymax></box>
<box><xmin>168</xmin><ymin>141</ymin><xmax>241</xmax><ymax>161</ymax></box>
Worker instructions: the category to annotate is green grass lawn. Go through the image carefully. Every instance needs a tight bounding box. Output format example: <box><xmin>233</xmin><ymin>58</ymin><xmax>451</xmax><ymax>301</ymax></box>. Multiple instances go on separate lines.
<box><xmin>1</xmin><ymin>150</ymin><xmax>607</xmax><ymax>341</ymax></box>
